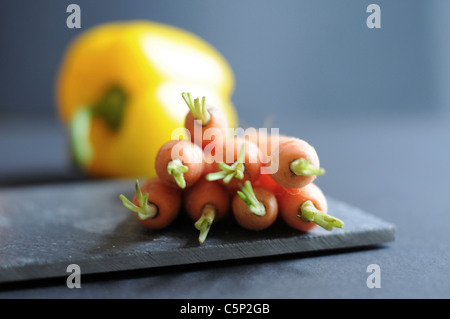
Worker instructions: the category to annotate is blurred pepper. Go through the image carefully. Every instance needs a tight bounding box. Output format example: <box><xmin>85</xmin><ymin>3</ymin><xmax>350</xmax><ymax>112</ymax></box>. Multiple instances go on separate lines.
<box><xmin>56</xmin><ymin>21</ymin><xmax>237</xmax><ymax>178</ymax></box>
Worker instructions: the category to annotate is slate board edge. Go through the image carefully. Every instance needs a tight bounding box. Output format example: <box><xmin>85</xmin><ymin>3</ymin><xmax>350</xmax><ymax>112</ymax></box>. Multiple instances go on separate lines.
<box><xmin>0</xmin><ymin>224</ymin><xmax>395</xmax><ymax>285</ymax></box>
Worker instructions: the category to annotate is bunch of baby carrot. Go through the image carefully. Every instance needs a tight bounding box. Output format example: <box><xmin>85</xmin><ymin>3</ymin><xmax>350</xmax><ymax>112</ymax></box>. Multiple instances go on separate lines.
<box><xmin>119</xmin><ymin>92</ymin><xmax>344</xmax><ymax>244</ymax></box>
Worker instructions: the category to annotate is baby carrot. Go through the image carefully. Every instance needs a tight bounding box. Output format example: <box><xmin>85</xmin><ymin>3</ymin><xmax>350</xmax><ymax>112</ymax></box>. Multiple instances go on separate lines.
<box><xmin>119</xmin><ymin>178</ymin><xmax>182</xmax><ymax>229</ymax></box>
<box><xmin>232</xmin><ymin>180</ymin><xmax>278</xmax><ymax>231</ymax></box>
<box><xmin>277</xmin><ymin>183</ymin><xmax>343</xmax><ymax>232</ymax></box>
<box><xmin>206</xmin><ymin>137</ymin><xmax>262</xmax><ymax>191</ymax></box>
<box><xmin>270</xmin><ymin>136</ymin><xmax>325</xmax><ymax>189</ymax></box>
<box><xmin>155</xmin><ymin>139</ymin><xmax>205</xmax><ymax>189</ymax></box>
<box><xmin>182</xmin><ymin>92</ymin><xmax>229</xmax><ymax>150</ymax></box>
<box><xmin>184</xmin><ymin>178</ymin><xmax>230</xmax><ymax>243</ymax></box>
<box><xmin>246</xmin><ymin>131</ymin><xmax>324</xmax><ymax>189</ymax></box>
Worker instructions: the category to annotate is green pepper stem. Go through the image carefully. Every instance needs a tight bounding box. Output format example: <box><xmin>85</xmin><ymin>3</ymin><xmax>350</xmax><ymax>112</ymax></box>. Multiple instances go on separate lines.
<box><xmin>299</xmin><ymin>200</ymin><xmax>344</xmax><ymax>231</ymax></box>
<box><xmin>91</xmin><ymin>87</ymin><xmax>127</xmax><ymax>130</ymax></box>
<box><xmin>194</xmin><ymin>204</ymin><xmax>216</xmax><ymax>244</ymax></box>
<box><xmin>290</xmin><ymin>158</ymin><xmax>325</xmax><ymax>177</ymax></box>
<box><xmin>167</xmin><ymin>159</ymin><xmax>189</xmax><ymax>189</ymax></box>
<box><xmin>69</xmin><ymin>87</ymin><xmax>127</xmax><ymax>168</ymax></box>
<box><xmin>182</xmin><ymin>92</ymin><xmax>211</xmax><ymax>124</ymax></box>
<box><xmin>237</xmin><ymin>180</ymin><xmax>266</xmax><ymax>216</ymax></box>
<box><xmin>119</xmin><ymin>180</ymin><xmax>158</xmax><ymax>220</ymax></box>
<box><xmin>206</xmin><ymin>143</ymin><xmax>246</xmax><ymax>183</ymax></box>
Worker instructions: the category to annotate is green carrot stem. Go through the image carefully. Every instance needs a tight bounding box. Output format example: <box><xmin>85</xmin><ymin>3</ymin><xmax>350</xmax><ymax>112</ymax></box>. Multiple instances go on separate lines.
<box><xmin>237</xmin><ymin>180</ymin><xmax>266</xmax><ymax>216</ymax></box>
<box><xmin>290</xmin><ymin>158</ymin><xmax>325</xmax><ymax>177</ymax></box>
<box><xmin>298</xmin><ymin>200</ymin><xmax>344</xmax><ymax>231</ymax></box>
<box><xmin>205</xmin><ymin>170</ymin><xmax>228</xmax><ymax>181</ymax></box>
<box><xmin>205</xmin><ymin>144</ymin><xmax>246</xmax><ymax>183</ymax></box>
<box><xmin>194</xmin><ymin>204</ymin><xmax>216</xmax><ymax>244</ymax></box>
<box><xmin>182</xmin><ymin>92</ymin><xmax>211</xmax><ymax>124</ymax></box>
<box><xmin>119</xmin><ymin>180</ymin><xmax>158</xmax><ymax>220</ymax></box>
<box><xmin>167</xmin><ymin>159</ymin><xmax>189</xmax><ymax>189</ymax></box>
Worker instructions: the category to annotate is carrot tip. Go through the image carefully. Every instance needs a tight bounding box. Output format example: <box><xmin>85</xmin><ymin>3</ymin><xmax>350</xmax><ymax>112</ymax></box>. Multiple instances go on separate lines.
<box><xmin>299</xmin><ymin>200</ymin><xmax>344</xmax><ymax>231</ymax></box>
<box><xmin>238</xmin><ymin>181</ymin><xmax>266</xmax><ymax>216</ymax></box>
<box><xmin>205</xmin><ymin>170</ymin><xmax>228</xmax><ymax>182</ymax></box>
<box><xmin>167</xmin><ymin>159</ymin><xmax>188</xmax><ymax>189</ymax></box>
<box><xmin>119</xmin><ymin>180</ymin><xmax>158</xmax><ymax>220</ymax></box>
<box><xmin>194</xmin><ymin>206</ymin><xmax>216</xmax><ymax>244</ymax></box>
<box><xmin>290</xmin><ymin>158</ymin><xmax>325</xmax><ymax>177</ymax></box>
<box><xmin>182</xmin><ymin>92</ymin><xmax>211</xmax><ymax>124</ymax></box>
<box><xmin>205</xmin><ymin>144</ymin><xmax>246</xmax><ymax>183</ymax></box>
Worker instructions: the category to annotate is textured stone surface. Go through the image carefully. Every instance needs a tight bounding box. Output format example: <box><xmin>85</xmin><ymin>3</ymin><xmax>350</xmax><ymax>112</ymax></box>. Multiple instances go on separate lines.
<box><xmin>0</xmin><ymin>179</ymin><xmax>395</xmax><ymax>284</ymax></box>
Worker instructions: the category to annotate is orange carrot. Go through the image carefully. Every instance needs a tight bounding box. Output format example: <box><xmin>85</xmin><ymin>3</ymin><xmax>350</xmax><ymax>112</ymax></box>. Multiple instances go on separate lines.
<box><xmin>184</xmin><ymin>178</ymin><xmax>230</xmax><ymax>243</ymax></box>
<box><xmin>182</xmin><ymin>92</ymin><xmax>229</xmax><ymax>150</ymax></box>
<box><xmin>119</xmin><ymin>178</ymin><xmax>182</xmax><ymax>229</ymax></box>
<box><xmin>206</xmin><ymin>137</ymin><xmax>262</xmax><ymax>191</ymax></box>
<box><xmin>232</xmin><ymin>180</ymin><xmax>278</xmax><ymax>231</ymax></box>
<box><xmin>253</xmin><ymin>173</ymin><xmax>282</xmax><ymax>195</ymax></box>
<box><xmin>155</xmin><ymin>139</ymin><xmax>205</xmax><ymax>189</ymax></box>
<box><xmin>269</xmin><ymin>136</ymin><xmax>325</xmax><ymax>189</ymax></box>
<box><xmin>277</xmin><ymin>183</ymin><xmax>343</xmax><ymax>232</ymax></box>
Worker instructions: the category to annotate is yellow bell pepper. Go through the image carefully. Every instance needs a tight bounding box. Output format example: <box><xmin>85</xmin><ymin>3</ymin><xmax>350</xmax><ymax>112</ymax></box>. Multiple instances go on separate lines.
<box><xmin>56</xmin><ymin>20</ymin><xmax>237</xmax><ymax>178</ymax></box>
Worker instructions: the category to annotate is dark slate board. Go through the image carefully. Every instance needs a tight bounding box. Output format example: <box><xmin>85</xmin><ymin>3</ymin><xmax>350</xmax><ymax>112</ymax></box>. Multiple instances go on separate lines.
<box><xmin>0</xmin><ymin>179</ymin><xmax>395</xmax><ymax>284</ymax></box>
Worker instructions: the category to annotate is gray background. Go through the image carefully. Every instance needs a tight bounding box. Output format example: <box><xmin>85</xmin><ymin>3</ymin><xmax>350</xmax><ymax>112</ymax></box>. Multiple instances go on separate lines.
<box><xmin>1</xmin><ymin>0</ymin><xmax>447</xmax><ymax>119</ymax></box>
<box><xmin>1</xmin><ymin>0</ymin><xmax>450</xmax><ymax>299</ymax></box>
